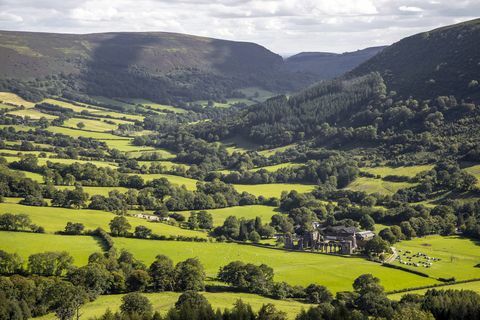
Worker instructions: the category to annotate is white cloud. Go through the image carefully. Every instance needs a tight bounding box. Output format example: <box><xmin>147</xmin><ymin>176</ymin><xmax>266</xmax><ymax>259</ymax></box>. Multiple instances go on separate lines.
<box><xmin>0</xmin><ymin>0</ymin><xmax>477</xmax><ymax>53</ymax></box>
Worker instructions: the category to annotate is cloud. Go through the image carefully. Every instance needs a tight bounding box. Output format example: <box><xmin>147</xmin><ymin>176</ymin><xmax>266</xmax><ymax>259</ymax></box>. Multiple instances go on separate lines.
<box><xmin>0</xmin><ymin>0</ymin><xmax>477</xmax><ymax>53</ymax></box>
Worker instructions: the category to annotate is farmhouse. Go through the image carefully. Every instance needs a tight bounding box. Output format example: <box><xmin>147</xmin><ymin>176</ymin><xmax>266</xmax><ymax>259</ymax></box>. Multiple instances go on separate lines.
<box><xmin>287</xmin><ymin>225</ymin><xmax>375</xmax><ymax>254</ymax></box>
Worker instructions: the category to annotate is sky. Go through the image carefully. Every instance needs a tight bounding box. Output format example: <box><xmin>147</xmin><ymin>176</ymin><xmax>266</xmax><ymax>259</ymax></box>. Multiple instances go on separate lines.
<box><xmin>0</xmin><ymin>0</ymin><xmax>478</xmax><ymax>55</ymax></box>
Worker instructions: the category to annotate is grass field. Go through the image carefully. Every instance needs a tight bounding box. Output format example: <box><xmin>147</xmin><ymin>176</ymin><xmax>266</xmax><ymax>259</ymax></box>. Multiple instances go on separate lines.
<box><xmin>388</xmin><ymin>280</ymin><xmax>480</xmax><ymax>300</ymax></box>
<box><xmin>56</xmin><ymin>185</ymin><xmax>129</xmax><ymax>196</ymax></box>
<box><xmin>0</xmin><ymin>92</ymin><xmax>35</xmax><ymax>108</ymax></box>
<box><xmin>177</xmin><ymin>205</ymin><xmax>278</xmax><ymax>226</ymax></box>
<box><xmin>258</xmin><ymin>144</ymin><xmax>297</xmax><ymax>157</ymax></box>
<box><xmin>63</xmin><ymin>118</ymin><xmax>119</xmax><ymax>132</ymax></box>
<box><xmin>46</xmin><ymin>126</ymin><xmax>125</xmax><ymax>140</ymax></box>
<box><xmin>41</xmin><ymin>98</ymin><xmax>95</xmax><ymax>113</ymax></box>
<box><xmin>137</xmin><ymin>160</ymin><xmax>190</xmax><ymax>170</ymax></box>
<box><xmin>125</xmin><ymin>148</ymin><xmax>176</xmax><ymax>159</ymax></box>
<box><xmin>464</xmin><ymin>164</ymin><xmax>480</xmax><ymax>187</ymax></box>
<box><xmin>361</xmin><ymin>165</ymin><xmax>433</xmax><ymax>178</ymax></box>
<box><xmin>37</xmin><ymin>291</ymin><xmax>313</xmax><ymax>320</ymax></box>
<box><xmin>114</xmin><ymin>238</ymin><xmax>438</xmax><ymax>292</ymax></box>
<box><xmin>346</xmin><ymin>177</ymin><xmax>415</xmax><ymax>195</ymax></box>
<box><xmin>132</xmin><ymin>173</ymin><xmax>197</xmax><ymax>190</ymax></box>
<box><xmin>126</xmin><ymin>98</ymin><xmax>187</xmax><ymax>114</ymax></box>
<box><xmin>0</xmin><ymin>202</ymin><xmax>207</xmax><ymax>238</ymax></box>
<box><xmin>7</xmin><ymin>108</ymin><xmax>57</xmax><ymax>120</ymax></box>
<box><xmin>250</xmin><ymin>162</ymin><xmax>301</xmax><ymax>172</ymax></box>
<box><xmin>233</xmin><ymin>183</ymin><xmax>316</xmax><ymax>198</ymax></box>
<box><xmin>0</xmin><ymin>231</ymin><xmax>101</xmax><ymax>266</ymax></box>
<box><xmin>3</xmin><ymin>154</ymin><xmax>118</xmax><ymax>168</ymax></box>
<box><xmin>392</xmin><ymin>235</ymin><xmax>480</xmax><ymax>281</ymax></box>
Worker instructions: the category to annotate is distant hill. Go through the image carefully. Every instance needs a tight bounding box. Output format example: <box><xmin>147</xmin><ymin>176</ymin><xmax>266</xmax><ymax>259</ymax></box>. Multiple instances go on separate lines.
<box><xmin>284</xmin><ymin>46</ymin><xmax>386</xmax><ymax>80</ymax></box>
<box><xmin>351</xmin><ymin>18</ymin><xmax>480</xmax><ymax>100</ymax></box>
<box><xmin>0</xmin><ymin>31</ymin><xmax>314</xmax><ymax>102</ymax></box>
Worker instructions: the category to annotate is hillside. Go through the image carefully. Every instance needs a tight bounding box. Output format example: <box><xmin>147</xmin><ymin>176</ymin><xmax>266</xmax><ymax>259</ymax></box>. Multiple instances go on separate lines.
<box><xmin>285</xmin><ymin>46</ymin><xmax>386</xmax><ymax>80</ymax></box>
<box><xmin>0</xmin><ymin>30</ymin><xmax>314</xmax><ymax>102</ymax></box>
<box><xmin>351</xmin><ymin>19</ymin><xmax>480</xmax><ymax>100</ymax></box>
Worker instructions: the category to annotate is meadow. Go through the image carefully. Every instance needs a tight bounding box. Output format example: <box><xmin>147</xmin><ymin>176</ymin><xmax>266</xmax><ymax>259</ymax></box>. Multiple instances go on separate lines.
<box><xmin>125</xmin><ymin>98</ymin><xmax>187</xmax><ymax>114</ymax></box>
<box><xmin>113</xmin><ymin>238</ymin><xmax>438</xmax><ymax>293</ymax></box>
<box><xmin>126</xmin><ymin>148</ymin><xmax>176</xmax><ymax>159</ymax></box>
<box><xmin>0</xmin><ymin>231</ymin><xmax>100</xmax><ymax>266</ymax></box>
<box><xmin>0</xmin><ymin>92</ymin><xmax>35</xmax><ymax>107</ymax></box>
<box><xmin>137</xmin><ymin>160</ymin><xmax>190</xmax><ymax>170</ymax></box>
<box><xmin>134</xmin><ymin>173</ymin><xmax>199</xmax><ymax>190</ymax></box>
<box><xmin>464</xmin><ymin>164</ymin><xmax>480</xmax><ymax>187</ymax></box>
<box><xmin>361</xmin><ymin>165</ymin><xmax>433</xmax><ymax>178</ymax></box>
<box><xmin>1</xmin><ymin>153</ymin><xmax>118</xmax><ymax>168</ymax></box>
<box><xmin>46</xmin><ymin>126</ymin><xmax>126</xmax><ymax>140</ymax></box>
<box><xmin>346</xmin><ymin>177</ymin><xmax>415</xmax><ymax>195</ymax></box>
<box><xmin>392</xmin><ymin>235</ymin><xmax>480</xmax><ymax>281</ymax></box>
<box><xmin>62</xmin><ymin>117</ymin><xmax>120</xmax><ymax>132</ymax></box>
<box><xmin>55</xmin><ymin>185</ymin><xmax>129</xmax><ymax>196</ymax></box>
<box><xmin>388</xmin><ymin>280</ymin><xmax>480</xmax><ymax>300</ymax></box>
<box><xmin>250</xmin><ymin>162</ymin><xmax>301</xmax><ymax>172</ymax></box>
<box><xmin>37</xmin><ymin>291</ymin><xmax>313</xmax><ymax>320</ymax></box>
<box><xmin>0</xmin><ymin>202</ymin><xmax>207</xmax><ymax>238</ymax></box>
<box><xmin>177</xmin><ymin>205</ymin><xmax>278</xmax><ymax>226</ymax></box>
<box><xmin>233</xmin><ymin>183</ymin><xmax>316</xmax><ymax>198</ymax></box>
<box><xmin>7</xmin><ymin>108</ymin><xmax>57</xmax><ymax>120</ymax></box>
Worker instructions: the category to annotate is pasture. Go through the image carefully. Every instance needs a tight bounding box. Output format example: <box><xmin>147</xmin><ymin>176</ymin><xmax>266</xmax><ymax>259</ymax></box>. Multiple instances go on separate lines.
<box><xmin>62</xmin><ymin>118</ymin><xmax>119</xmax><ymax>132</ymax></box>
<box><xmin>135</xmin><ymin>173</ymin><xmax>198</xmax><ymax>190</ymax></box>
<box><xmin>393</xmin><ymin>235</ymin><xmax>480</xmax><ymax>281</ymax></box>
<box><xmin>137</xmin><ymin>160</ymin><xmax>190</xmax><ymax>170</ymax></box>
<box><xmin>113</xmin><ymin>238</ymin><xmax>438</xmax><ymax>293</ymax></box>
<box><xmin>7</xmin><ymin>108</ymin><xmax>57</xmax><ymax>120</ymax></box>
<box><xmin>464</xmin><ymin>164</ymin><xmax>480</xmax><ymax>187</ymax></box>
<box><xmin>233</xmin><ymin>183</ymin><xmax>316</xmax><ymax>198</ymax></box>
<box><xmin>250</xmin><ymin>162</ymin><xmax>301</xmax><ymax>172</ymax></box>
<box><xmin>0</xmin><ymin>92</ymin><xmax>35</xmax><ymax>108</ymax></box>
<box><xmin>126</xmin><ymin>98</ymin><xmax>187</xmax><ymax>114</ymax></box>
<box><xmin>0</xmin><ymin>231</ymin><xmax>101</xmax><ymax>266</ymax></box>
<box><xmin>126</xmin><ymin>148</ymin><xmax>176</xmax><ymax>159</ymax></box>
<box><xmin>388</xmin><ymin>280</ymin><xmax>480</xmax><ymax>300</ymax></box>
<box><xmin>46</xmin><ymin>126</ymin><xmax>125</xmax><ymax>140</ymax></box>
<box><xmin>55</xmin><ymin>185</ymin><xmax>129</xmax><ymax>196</ymax></box>
<box><xmin>361</xmin><ymin>165</ymin><xmax>433</xmax><ymax>178</ymax></box>
<box><xmin>0</xmin><ymin>202</ymin><xmax>207</xmax><ymax>238</ymax></box>
<box><xmin>37</xmin><ymin>291</ymin><xmax>313</xmax><ymax>320</ymax></box>
<box><xmin>177</xmin><ymin>205</ymin><xmax>278</xmax><ymax>226</ymax></box>
<box><xmin>258</xmin><ymin>144</ymin><xmax>297</xmax><ymax>157</ymax></box>
<box><xmin>346</xmin><ymin>177</ymin><xmax>415</xmax><ymax>195</ymax></box>
<box><xmin>2</xmin><ymin>154</ymin><xmax>118</xmax><ymax>168</ymax></box>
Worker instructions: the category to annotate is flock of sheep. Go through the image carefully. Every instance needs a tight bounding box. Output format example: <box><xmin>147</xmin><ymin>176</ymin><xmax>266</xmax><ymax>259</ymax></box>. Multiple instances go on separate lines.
<box><xmin>396</xmin><ymin>249</ymin><xmax>441</xmax><ymax>268</ymax></box>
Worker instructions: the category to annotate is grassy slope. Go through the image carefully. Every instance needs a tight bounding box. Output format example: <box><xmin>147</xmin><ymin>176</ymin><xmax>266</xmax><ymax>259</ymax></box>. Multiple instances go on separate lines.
<box><xmin>346</xmin><ymin>177</ymin><xmax>415</xmax><ymax>195</ymax></box>
<box><xmin>125</xmin><ymin>98</ymin><xmax>187</xmax><ymax>114</ymax></box>
<box><xmin>37</xmin><ymin>292</ymin><xmax>313</xmax><ymax>320</ymax></box>
<box><xmin>46</xmin><ymin>126</ymin><xmax>126</xmax><ymax>140</ymax></box>
<box><xmin>7</xmin><ymin>108</ymin><xmax>57</xmax><ymax>120</ymax></box>
<box><xmin>388</xmin><ymin>280</ymin><xmax>480</xmax><ymax>300</ymax></box>
<box><xmin>114</xmin><ymin>238</ymin><xmax>438</xmax><ymax>292</ymax></box>
<box><xmin>62</xmin><ymin>118</ymin><xmax>119</xmax><ymax>132</ymax></box>
<box><xmin>233</xmin><ymin>183</ymin><xmax>316</xmax><ymax>198</ymax></box>
<box><xmin>0</xmin><ymin>231</ymin><xmax>100</xmax><ymax>266</ymax></box>
<box><xmin>361</xmin><ymin>165</ymin><xmax>433</xmax><ymax>178</ymax></box>
<box><xmin>177</xmin><ymin>205</ymin><xmax>278</xmax><ymax>226</ymax></box>
<box><xmin>392</xmin><ymin>235</ymin><xmax>480</xmax><ymax>281</ymax></box>
<box><xmin>0</xmin><ymin>92</ymin><xmax>35</xmax><ymax>107</ymax></box>
<box><xmin>0</xmin><ymin>202</ymin><xmax>206</xmax><ymax>238</ymax></box>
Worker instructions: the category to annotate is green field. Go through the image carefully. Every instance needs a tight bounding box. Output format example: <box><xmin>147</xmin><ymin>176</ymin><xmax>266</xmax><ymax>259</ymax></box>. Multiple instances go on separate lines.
<box><xmin>258</xmin><ymin>144</ymin><xmax>297</xmax><ymax>157</ymax></box>
<box><xmin>137</xmin><ymin>160</ymin><xmax>190</xmax><ymax>170</ymax></box>
<box><xmin>37</xmin><ymin>291</ymin><xmax>313</xmax><ymax>320</ymax></box>
<box><xmin>56</xmin><ymin>185</ymin><xmax>129</xmax><ymax>196</ymax></box>
<box><xmin>233</xmin><ymin>183</ymin><xmax>316</xmax><ymax>198</ymax></box>
<box><xmin>0</xmin><ymin>92</ymin><xmax>35</xmax><ymax>107</ymax></box>
<box><xmin>178</xmin><ymin>205</ymin><xmax>278</xmax><ymax>226</ymax></box>
<box><xmin>361</xmin><ymin>165</ymin><xmax>433</xmax><ymax>178</ymax></box>
<box><xmin>388</xmin><ymin>280</ymin><xmax>480</xmax><ymax>300</ymax></box>
<box><xmin>0</xmin><ymin>202</ymin><xmax>206</xmax><ymax>238</ymax></box>
<box><xmin>46</xmin><ymin>126</ymin><xmax>125</xmax><ymax>140</ymax></box>
<box><xmin>346</xmin><ymin>177</ymin><xmax>415</xmax><ymax>195</ymax></box>
<box><xmin>41</xmin><ymin>98</ymin><xmax>96</xmax><ymax>113</ymax></box>
<box><xmin>250</xmin><ymin>162</ymin><xmax>301</xmax><ymax>172</ymax></box>
<box><xmin>464</xmin><ymin>164</ymin><xmax>480</xmax><ymax>187</ymax></box>
<box><xmin>126</xmin><ymin>148</ymin><xmax>176</xmax><ymax>159</ymax></box>
<box><xmin>126</xmin><ymin>98</ymin><xmax>187</xmax><ymax>114</ymax></box>
<box><xmin>135</xmin><ymin>173</ymin><xmax>198</xmax><ymax>190</ymax></box>
<box><xmin>63</xmin><ymin>118</ymin><xmax>119</xmax><ymax>132</ymax></box>
<box><xmin>0</xmin><ymin>231</ymin><xmax>101</xmax><ymax>266</ymax></box>
<box><xmin>114</xmin><ymin>238</ymin><xmax>438</xmax><ymax>292</ymax></box>
<box><xmin>392</xmin><ymin>235</ymin><xmax>480</xmax><ymax>281</ymax></box>
<box><xmin>2</xmin><ymin>154</ymin><xmax>118</xmax><ymax>168</ymax></box>
<box><xmin>7</xmin><ymin>108</ymin><xmax>57</xmax><ymax>120</ymax></box>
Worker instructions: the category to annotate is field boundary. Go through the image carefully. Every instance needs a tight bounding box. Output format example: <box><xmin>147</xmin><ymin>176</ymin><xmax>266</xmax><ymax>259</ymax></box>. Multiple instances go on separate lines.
<box><xmin>386</xmin><ymin>278</ymin><xmax>480</xmax><ymax>295</ymax></box>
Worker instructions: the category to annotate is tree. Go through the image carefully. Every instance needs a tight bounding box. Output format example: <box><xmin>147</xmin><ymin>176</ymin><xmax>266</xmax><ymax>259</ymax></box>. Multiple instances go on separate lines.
<box><xmin>134</xmin><ymin>225</ymin><xmax>152</xmax><ymax>239</ymax></box>
<box><xmin>149</xmin><ymin>254</ymin><xmax>175</xmax><ymax>292</ymax></box>
<box><xmin>68</xmin><ymin>263</ymin><xmax>112</xmax><ymax>299</ymax></box>
<box><xmin>364</xmin><ymin>236</ymin><xmax>390</xmax><ymax>256</ymax></box>
<box><xmin>28</xmin><ymin>251</ymin><xmax>73</xmax><ymax>276</ymax></box>
<box><xmin>0</xmin><ymin>250</ymin><xmax>23</xmax><ymax>274</ymax></box>
<box><xmin>174</xmin><ymin>258</ymin><xmax>205</xmax><ymax>291</ymax></box>
<box><xmin>392</xmin><ymin>306</ymin><xmax>434</xmax><ymax>320</ymax></box>
<box><xmin>249</xmin><ymin>230</ymin><xmax>261</xmax><ymax>243</ymax></box>
<box><xmin>64</xmin><ymin>222</ymin><xmax>84</xmax><ymax>235</ymax></box>
<box><xmin>257</xmin><ymin>304</ymin><xmax>287</xmax><ymax>320</ymax></box>
<box><xmin>360</xmin><ymin>215</ymin><xmax>375</xmax><ymax>231</ymax></box>
<box><xmin>52</xmin><ymin>282</ymin><xmax>88</xmax><ymax>320</ymax></box>
<box><xmin>120</xmin><ymin>292</ymin><xmax>152</xmax><ymax>317</ymax></box>
<box><xmin>126</xmin><ymin>270</ymin><xmax>151</xmax><ymax>292</ymax></box>
<box><xmin>305</xmin><ymin>284</ymin><xmax>333</xmax><ymax>304</ymax></box>
<box><xmin>109</xmin><ymin>216</ymin><xmax>131</xmax><ymax>236</ymax></box>
<box><xmin>76</xmin><ymin>122</ymin><xmax>86</xmax><ymax>129</ymax></box>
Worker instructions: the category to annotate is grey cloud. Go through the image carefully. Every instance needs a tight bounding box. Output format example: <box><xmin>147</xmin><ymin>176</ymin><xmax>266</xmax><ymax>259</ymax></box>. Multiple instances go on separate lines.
<box><xmin>0</xmin><ymin>0</ymin><xmax>477</xmax><ymax>53</ymax></box>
